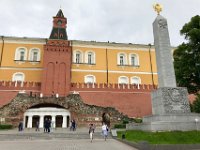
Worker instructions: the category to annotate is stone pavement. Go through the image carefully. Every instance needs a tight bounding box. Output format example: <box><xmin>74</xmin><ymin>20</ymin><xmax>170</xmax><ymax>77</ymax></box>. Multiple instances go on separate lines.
<box><xmin>0</xmin><ymin>128</ymin><xmax>138</xmax><ymax>150</ymax></box>
<box><xmin>0</xmin><ymin>139</ymin><xmax>136</xmax><ymax>150</ymax></box>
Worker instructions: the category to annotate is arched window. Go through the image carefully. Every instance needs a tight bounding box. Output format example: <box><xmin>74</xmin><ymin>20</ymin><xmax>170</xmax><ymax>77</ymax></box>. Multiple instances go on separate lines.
<box><xmin>118</xmin><ymin>76</ymin><xmax>129</xmax><ymax>84</ymax></box>
<box><xmin>73</xmin><ymin>50</ymin><xmax>83</xmax><ymax>64</ymax></box>
<box><xmin>85</xmin><ymin>51</ymin><xmax>95</xmax><ymax>64</ymax></box>
<box><xmin>130</xmin><ymin>76</ymin><xmax>141</xmax><ymax>85</ymax></box>
<box><xmin>15</xmin><ymin>47</ymin><xmax>27</xmax><ymax>61</ymax></box>
<box><xmin>29</xmin><ymin>48</ymin><xmax>40</xmax><ymax>62</ymax></box>
<box><xmin>84</xmin><ymin>75</ymin><xmax>96</xmax><ymax>84</ymax></box>
<box><xmin>129</xmin><ymin>53</ymin><xmax>139</xmax><ymax>66</ymax></box>
<box><xmin>12</xmin><ymin>72</ymin><xmax>25</xmax><ymax>86</ymax></box>
<box><xmin>117</xmin><ymin>53</ymin><xmax>127</xmax><ymax>66</ymax></box>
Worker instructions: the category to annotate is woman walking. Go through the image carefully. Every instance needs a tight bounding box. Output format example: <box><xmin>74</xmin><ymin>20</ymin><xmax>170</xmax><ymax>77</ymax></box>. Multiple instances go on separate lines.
<box><xmin>89</xmin><ymin>123</ymin><xmax>95</xmax><ymax>142</ymax></box>
<box><xmin>102</xmin><ymin>123</ymin><xmax>108</xmax><ymax>141</ymax></box>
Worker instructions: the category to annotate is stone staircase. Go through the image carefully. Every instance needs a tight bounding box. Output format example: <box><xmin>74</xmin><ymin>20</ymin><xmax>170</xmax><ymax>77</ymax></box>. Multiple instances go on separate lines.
<box><xmin>0</xmin><ymin>128</ymin><xmax>113</xmax><ymax>140</ymax></box>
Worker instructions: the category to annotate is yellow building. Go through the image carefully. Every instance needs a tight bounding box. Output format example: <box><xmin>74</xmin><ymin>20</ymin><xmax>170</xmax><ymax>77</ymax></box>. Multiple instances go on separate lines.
<box><xmin>0</xmin><ymin>37</ymin><xmax>158</xmax><ymax>86</ymax></box>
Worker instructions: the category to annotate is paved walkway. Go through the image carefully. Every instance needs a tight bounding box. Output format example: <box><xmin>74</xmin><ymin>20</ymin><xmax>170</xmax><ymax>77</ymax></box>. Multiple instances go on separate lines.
<box><xmin>0</xmin><ymin>139</ymin><xmax>136</xmax><ymax>150</ymax></box>
<box><xmin>0</xmin><ymin>128</ymin><xmax>138</xmax><ymax>150</ymax></box>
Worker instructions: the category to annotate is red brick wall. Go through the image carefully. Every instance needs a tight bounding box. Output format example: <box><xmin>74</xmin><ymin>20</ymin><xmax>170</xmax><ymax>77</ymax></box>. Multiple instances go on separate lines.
<box><xmin>0</xmin><ymin>82</ymin><xmax>156</xmax><ymax>117</ymax></box>
<box><xmin>79</xmin><ymin>91</ymin><xmax>152</xmax><ymax>117</ymax></box>
<box><xmin>0</xmin><ymin>91</ymin><xmax>18</xmax><ymax>107</ymax></box>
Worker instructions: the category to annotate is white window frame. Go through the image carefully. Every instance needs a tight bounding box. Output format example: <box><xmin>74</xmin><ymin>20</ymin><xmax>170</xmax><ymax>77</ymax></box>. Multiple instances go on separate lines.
<box><xmin>29</xmin><ymin>48</ymin><xmax>40</xmax><ymax>62</ymax></box>
<box><xmin>117</xmin><ymin>52</ymin><xmax>127</xmax><ymax>66</ymax></box>
<box><xmin>73</xmin><ymin>50</ymin><xmax>83</xmax><ymax>64</ymax></box>
<box><xmin>118</xmin><ymin>76</ymin><xmax>129</xmax><ymax>84</ymax></box>
<box><xmin>85</xmin><ymin>51</ymin><xmax>95</xmax><ymax>64</ymax></box>
<box><xmin>130</xmin><ymin>76</ymin><xmax>141</xmax><ymax>85</ymax></box>
<box><xmin>12</xmin><ymin>72</ymin><xmax>25</xmax><ymax>87</ymax></box>
<box><xmin>15</xmin><ymin>47</ymin><xmax>27</xmax><ymax>61</ymax></box>
<box><xmin>84</xmin><ymin>75</ymin><xmax>96</xmax><ymax>84</ymax></box>
<box><xmin>129</xmin><ymin>53</ymin><xmax>139</xmax><ymax>66</ymax></box>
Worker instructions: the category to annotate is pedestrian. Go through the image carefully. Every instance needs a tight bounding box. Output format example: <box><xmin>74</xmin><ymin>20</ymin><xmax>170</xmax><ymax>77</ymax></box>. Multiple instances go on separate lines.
<box><xmin>44</xmin><ymin>118</ymin><xmax>48</xmax><ymax>133</ymax></box>
<box><xmin>18</xmin><ymin>121</ymin><xmax>23</xmax><ymax>131</ymax></box>
<box><xmin>70</xmin><ymin>120</ymin><xmax>73</xmax><ymax>131</ymax></box>
<box><xmin>72</xmin><ymin>120</ymin><xmax>76</xmax><ymax>131</ymax></box>
<box><xmin>102</xmin><ymin>123</ymin><xmax>108</xmax><ymax>141</ymax></box>
<box><xmin>47</xmin><ymin>118</ymin><xmax>51</xmax><ymax>133</ymax></box>
<box><xmin>35</xmin><ymin>121</ymin><xmax>39</xmax><ymax>131</ymax></box>
<box><xmin>89</xmin><ymin>123</ymin><xmax>95</xmax><ymax>142</ymax></box>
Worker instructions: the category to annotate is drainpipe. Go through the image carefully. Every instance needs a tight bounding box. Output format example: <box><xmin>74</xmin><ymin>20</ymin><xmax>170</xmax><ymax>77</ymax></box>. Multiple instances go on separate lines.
<box><xmin>106</xmin><ymin>48</ymin><xmax>109</xmax><ymax>84</ymax></box>
<box><xmin>0</xmin><ymin>36</ymin><xmax>4</xmax><ymax>67</ymax></box>
<box><xmin>148</xmin><ymin>43</ymin><xmax>155</xmax><ymax>88</ymax></box>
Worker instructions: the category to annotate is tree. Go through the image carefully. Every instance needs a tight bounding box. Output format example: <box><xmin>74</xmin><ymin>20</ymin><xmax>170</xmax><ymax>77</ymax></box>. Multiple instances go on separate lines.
<box><xmin>173</xmin><ymin>15</ymin><xmax>200</xmax><ymax>93</ymax></box>
<box><xmin>191</xmin><ymin>94</ymin><xmax>200</xmax><ymax>113</ymax></box>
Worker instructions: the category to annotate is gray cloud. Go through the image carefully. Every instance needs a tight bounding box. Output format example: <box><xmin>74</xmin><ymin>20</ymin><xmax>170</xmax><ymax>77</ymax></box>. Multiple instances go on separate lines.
<box><xmin>0</xmin><ymin>0</ymin><xmax>199</xmax><ymax>46</ymax></box>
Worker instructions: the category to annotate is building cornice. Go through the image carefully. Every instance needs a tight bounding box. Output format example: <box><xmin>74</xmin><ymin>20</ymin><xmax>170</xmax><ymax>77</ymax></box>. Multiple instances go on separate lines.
<box><xmin>0</xmin><ymin>36</ymin><xmax>176</xmax><ymax>50</ymax></box>
<box><xmin>0</xmin><ymin>36</ymin><xmax>47</xmax><ymax>44</ymax></box>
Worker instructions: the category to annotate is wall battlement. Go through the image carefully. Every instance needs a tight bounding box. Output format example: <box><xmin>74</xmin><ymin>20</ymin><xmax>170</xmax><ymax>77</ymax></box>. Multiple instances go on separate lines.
<box><xmin>71</xmin><ymin>83</ymin><xmax>157</xmax><ymax>92</ymax></box>
<box><xmin>0</xmin><ymin>81</ymin><xmax>157</xmax><ymax>93</ymax></box>
<box><xmin>0</xmin><ymin>81</ymin><xmax>41</xmax><ymax>91</ymax></box>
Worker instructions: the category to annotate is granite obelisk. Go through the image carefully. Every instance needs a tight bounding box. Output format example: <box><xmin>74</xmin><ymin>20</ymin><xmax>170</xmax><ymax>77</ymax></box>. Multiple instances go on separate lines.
<box><xmin>153</xmin><ymin>15</ymin><xmax>176</xmax><ymax>87</ymax></box>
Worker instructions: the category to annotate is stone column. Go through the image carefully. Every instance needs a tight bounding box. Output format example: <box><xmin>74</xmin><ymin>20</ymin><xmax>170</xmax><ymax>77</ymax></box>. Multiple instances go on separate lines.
<box><xmin>39</xmin><ymin>115</ymin><xmax>44</xmax><ymax>128</ymax></box>
<box><xmin>153</xmin><ymin>15</ymin><xmax>176</xmax><ymax>87</ymax></box>
<box><xmin>51</xmin><ymin>115</ymin><xmax>56</xmax><ymax>128</ymax></box>
<box><xmin>23</xmin><ymin>116</ymin><xmax>26</xmax><ymax>128</ymax></box>
<box><xmin>27</xmin><ymin>115</ymin><xmax>33</xmax><ymax>128</ymax></box>
<box><xmin>62</xmin><ymin>115</ymin><xmax>67</xmax><ymax>128</ymax></box>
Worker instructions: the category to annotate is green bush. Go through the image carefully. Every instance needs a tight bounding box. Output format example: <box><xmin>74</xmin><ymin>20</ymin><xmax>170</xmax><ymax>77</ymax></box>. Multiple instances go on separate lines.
<box><xmin>114</xmin><ymin>124</ymin><xmax>126</xmax><ymax>129</ymax></box>
<box><xmin>0</xmin><ymin>124</ymin><xmax>13</xmax><ymax>129</ymax></box>
<box><xmin>133</xmin><ymin>118</ymin><xmax>142</xmax><ymax>123</ymax></box>
<box><xmin>122</xmin><ymin>119</ymin><xmax>129</xmax><ymax>124</ymax></box>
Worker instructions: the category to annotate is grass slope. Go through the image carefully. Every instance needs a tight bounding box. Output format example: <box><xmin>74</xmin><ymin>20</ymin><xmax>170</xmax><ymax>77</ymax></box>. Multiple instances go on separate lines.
<box><xmin>117</xmin><ymin>130</ymin><xmax>200</xmax><ymax>144</ymax></box>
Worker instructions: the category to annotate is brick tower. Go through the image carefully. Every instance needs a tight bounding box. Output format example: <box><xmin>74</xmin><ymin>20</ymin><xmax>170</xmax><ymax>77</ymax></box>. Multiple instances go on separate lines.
<box><xmin>41</xmin><ymin>9</ymin><xmax>72</xmax><ymax>97</ymax></box>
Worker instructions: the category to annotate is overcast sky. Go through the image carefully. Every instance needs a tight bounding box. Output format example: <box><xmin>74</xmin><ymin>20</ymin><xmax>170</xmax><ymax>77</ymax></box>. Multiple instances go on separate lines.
<box><xmin>0</xmin><ymin>0</ymin><xmax>199</xmax><ymax>46</ymax></box>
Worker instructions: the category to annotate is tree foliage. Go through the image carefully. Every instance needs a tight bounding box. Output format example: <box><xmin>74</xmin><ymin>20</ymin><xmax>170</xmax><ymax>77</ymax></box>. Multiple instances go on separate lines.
<box><xmin>173</xmin><ymin>15</ymin><xmax>200</xmax><ymax>93</ymax></box>
<box><xmin>191</xmin><ymin>94</ymin><xmax>200</xmax><ymax>113</ymax></box>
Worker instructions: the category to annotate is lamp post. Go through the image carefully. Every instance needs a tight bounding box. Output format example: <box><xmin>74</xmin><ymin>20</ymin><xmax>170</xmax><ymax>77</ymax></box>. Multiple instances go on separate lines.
<box><xmin>195</xmin><ymin>118</ymin><xmax>199</xmax><ymax>131</ymax></box>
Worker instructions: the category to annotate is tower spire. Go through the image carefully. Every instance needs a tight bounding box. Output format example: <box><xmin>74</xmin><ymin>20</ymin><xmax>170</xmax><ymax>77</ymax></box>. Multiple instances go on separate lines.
<box><xmin>49</xmin><ymin>9</ymin><xmax>68</xmax><ymax>40</ymax></box>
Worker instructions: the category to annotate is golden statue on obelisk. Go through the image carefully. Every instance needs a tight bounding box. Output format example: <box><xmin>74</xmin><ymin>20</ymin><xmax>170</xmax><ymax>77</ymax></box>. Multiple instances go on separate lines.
<box><xmin>153</xmin><ymin>3</ymin><xmax>162</xmax><ymax>15</ymax></box>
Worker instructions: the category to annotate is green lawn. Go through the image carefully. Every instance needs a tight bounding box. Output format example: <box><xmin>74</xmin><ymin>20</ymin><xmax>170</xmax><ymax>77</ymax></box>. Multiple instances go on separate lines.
<box><xmin>117</xmin><ymin>130</ymin><xmax>200</xmax><ymax>144</ymax></box>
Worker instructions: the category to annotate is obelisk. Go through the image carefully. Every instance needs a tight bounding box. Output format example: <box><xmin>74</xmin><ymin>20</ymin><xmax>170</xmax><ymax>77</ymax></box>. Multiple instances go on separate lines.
<box><xmin>151</xmin><ymin>4</ymin><xmax>190</xmax><ymax>115</ymax></box>
<box><xmin>153</xmin><ymin>4</ymin><xmax>176</xmax><ymax>87</ymax></box>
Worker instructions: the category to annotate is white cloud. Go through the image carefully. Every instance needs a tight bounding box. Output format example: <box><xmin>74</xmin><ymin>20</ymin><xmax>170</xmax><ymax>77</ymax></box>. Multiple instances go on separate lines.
<box><xmin>0</xmin><ymin>0</ymin><xmax>199</xmax><ymax>46</ymax></box>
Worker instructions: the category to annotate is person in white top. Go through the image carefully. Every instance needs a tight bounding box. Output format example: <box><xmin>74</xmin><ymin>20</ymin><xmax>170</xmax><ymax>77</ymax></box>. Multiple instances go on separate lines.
<box><xmin>102</xmin><ymin>123</ymin><xmax>108</xmax><ymax>141</ymax></box>
<box><xmin>89</xmin><ymin>123</ymin><xmax>95</xmax><ymax>143</ymax></box>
